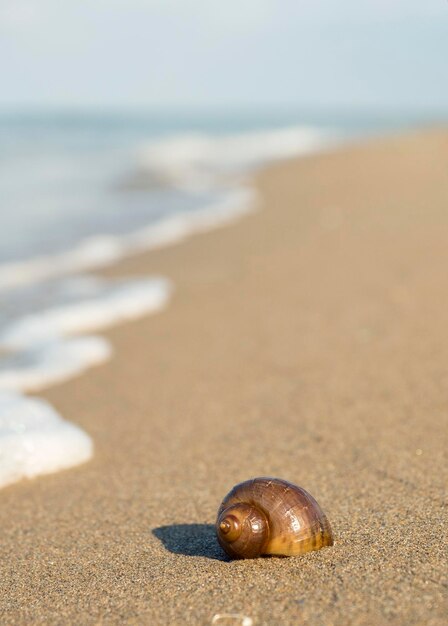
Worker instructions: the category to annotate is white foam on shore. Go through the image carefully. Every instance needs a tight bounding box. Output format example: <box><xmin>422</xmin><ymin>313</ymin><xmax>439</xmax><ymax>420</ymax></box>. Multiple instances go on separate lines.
<box><xmin>138</xmin><ymin>126</ymin><xmax>335</xmax><ymax>189</ymax></box>
<box><xmin>0</xmin><ymin>126</ymin><xmax>336</xmax><ymax>294</ymax></box>
<box><xmin>0</xmin><ymin>188</ymin><xmax>256</xmax><ymax>294</ymax></box>
<box><xmin>0</xmin><ymin>337</ymin><xmax>111</xmax><ymax>393</ymax></box>
<box><xmin>0</xmin><ymin>276</ymin><xmax>172</xmax><ymax>350</ymax></box>
<box><xmin>0</xmin><ymin>125</ymin><xmax>334</xmax><ymax>295</ymax></box>
<box><xmin>0</xmin><ymin>391</ymin><xmax>93</xmax><ymax>489</ymax></box>
<box><xmin>0</xmin><ymin>181</ymin><xmax>250</xmax><ymax>489</ymax></box>
<box><xmin>0</xmin><ymin>276</ymin><xmax>172</xmax><ymax>487</ymax></box>
<box><xmin>129</xmin><ymin>187</ymin><xmax>258</xmax><ymax>250</ymax></box>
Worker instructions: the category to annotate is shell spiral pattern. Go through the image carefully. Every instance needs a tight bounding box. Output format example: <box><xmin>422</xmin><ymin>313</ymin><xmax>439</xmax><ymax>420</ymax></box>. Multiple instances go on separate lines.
<box><xmin>216</xmin><ymin>477</ymin><xmax>334</xmax><ymax>559</ymax></box>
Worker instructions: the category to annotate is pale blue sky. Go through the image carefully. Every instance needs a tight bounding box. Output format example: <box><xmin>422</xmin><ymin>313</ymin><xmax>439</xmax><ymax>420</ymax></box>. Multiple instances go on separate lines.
<box><xmin>0</xmin><ymin>0</ymin><xmax>447</xmax><ymax>110</ymax></box>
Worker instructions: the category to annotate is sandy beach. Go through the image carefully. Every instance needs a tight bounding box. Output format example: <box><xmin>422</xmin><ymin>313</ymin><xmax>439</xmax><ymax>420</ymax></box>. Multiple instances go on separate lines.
<box><xmin>1</xmin><ymin>130</ymin><xmax>447</xmax><ymax>625</ymax></box>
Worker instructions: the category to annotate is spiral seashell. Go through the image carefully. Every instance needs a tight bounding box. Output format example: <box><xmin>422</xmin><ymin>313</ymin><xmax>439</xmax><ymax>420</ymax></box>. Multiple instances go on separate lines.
<box><xmin>216</xmin><ymin>477</ymin><xmax>333</xmax><ymax>559</ymax></box>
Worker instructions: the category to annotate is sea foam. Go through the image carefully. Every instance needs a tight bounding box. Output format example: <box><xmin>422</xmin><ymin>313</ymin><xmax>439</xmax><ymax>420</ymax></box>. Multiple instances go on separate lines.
<box><xmin>0</xmin><ymin>392</ymin><xmax>93</xmax><ymax>489</ymax></box>
<box><xmin>0</xmin><ymin>189</ymin><xmax>256</xmax><ymax>293</ymax></box>
<box><xmin>138</xmin><ymin>126</ymin><xmax>335</xmax><ymax>189</ymax></box>
<box><xmin>0</xmin><ymin>336</ymin><xmax>112</xmax><ymax>393</ymax></box>
<box><xmin>0</xmin><ymin>276</ymin><xmax>172</xmax><ymax>349</ymax></box>
<box><xmin>0</xmin><ymin>126</ymin><xmax>334</xmax><ymax>294</ymax></box>
<box><xmin>0</xmin><ymin>276</ymin><xmax>172</xmax><ymax>487</ymax></box>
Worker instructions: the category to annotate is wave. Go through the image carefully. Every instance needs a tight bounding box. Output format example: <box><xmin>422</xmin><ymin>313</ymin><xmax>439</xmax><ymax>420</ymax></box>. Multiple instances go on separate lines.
<box><xmin>0</xmin><ymin>276</ymin><xmax>172</xmax><ymax>487</ymax></box>
<box><xmin>137</xmin><ymin>125</ymin><xmax>337</xmax><ymax>189</ymax></box>
<box><xmin>0</xmin><ymin>391</ymin><xmax>93</xmax><ymax>489</ymax></box>
<box><xmin>0</xmin><ymin>188</ymin><xmax>257</xmax><ymax>293</ymax></box>
<box><xmin>0</xmin><ymin>276</ymin><xmax>172</xmax><ymax>350</ymax></box>
<box><xmin>0</xmin><ymin>125</ymin><xmax>335</xmax><ymax>293</ymax></box>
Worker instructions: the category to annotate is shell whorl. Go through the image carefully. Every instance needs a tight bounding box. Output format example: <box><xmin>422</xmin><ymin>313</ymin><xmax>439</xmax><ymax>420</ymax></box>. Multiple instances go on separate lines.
<box><xmin>216</xmin><ymin>477</ymin><xmax>334</xmax><ymax>559</ymax></box>
<box><xmin>216</xmin><ymin>502</ymin><xmax>269</xmax><ymax>559</ymax></box>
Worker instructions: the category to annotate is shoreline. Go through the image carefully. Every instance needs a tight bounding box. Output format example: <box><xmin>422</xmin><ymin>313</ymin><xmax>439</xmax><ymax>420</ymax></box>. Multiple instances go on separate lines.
<box><xmin>1</xmin><ymin>129</ymin><xmax>447</xmax><ymax>625</ymax></box>
<box><xmin>0</xmin><ymin>122</ymin><xmax>334</xmax><ymax>490</ymax></box>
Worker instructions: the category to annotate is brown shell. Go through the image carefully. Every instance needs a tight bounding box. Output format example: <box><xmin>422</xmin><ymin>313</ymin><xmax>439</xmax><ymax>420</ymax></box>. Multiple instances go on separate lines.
<box><xmin>216</xmin><ymin>477</ymin><xmax>333</xmax><ymax>559</ymax></box>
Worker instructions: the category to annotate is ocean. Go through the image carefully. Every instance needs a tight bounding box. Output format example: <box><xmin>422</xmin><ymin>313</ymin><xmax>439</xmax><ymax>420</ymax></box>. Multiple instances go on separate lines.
<box><xmin>0</xmin><ymin>108</ymin><xmax>437</xmax><ymax>489</ymax></box>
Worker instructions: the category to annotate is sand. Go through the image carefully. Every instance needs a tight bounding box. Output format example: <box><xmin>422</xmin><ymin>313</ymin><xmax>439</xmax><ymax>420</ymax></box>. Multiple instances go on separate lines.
<box><xmin>0</xmin><ymin>130</ymin><xmax>447</xmax><ymax>626</ymax></box>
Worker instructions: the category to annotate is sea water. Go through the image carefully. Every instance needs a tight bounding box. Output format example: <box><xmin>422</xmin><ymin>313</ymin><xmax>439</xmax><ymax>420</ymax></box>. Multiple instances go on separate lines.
<box><xmin>0</xmin><ymin>108</ymin><xmax>430</xmax><ymax>488</ymax></box>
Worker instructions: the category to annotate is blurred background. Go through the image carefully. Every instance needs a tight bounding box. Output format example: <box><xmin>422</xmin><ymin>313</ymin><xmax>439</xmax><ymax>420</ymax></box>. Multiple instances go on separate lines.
<box><xmin>0</xmin><ymin>1</ymin><xmax>447</xmax><ymax>366</ymax></box>
<box><xmin>0</xmin><ymin>0</ymin><xmax>447</xmax><ymax>267</ymax></box>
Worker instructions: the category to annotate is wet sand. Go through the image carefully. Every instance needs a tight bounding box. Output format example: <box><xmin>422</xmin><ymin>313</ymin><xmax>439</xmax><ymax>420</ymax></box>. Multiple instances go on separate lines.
<box><xmin>0</xmin><ymin>130</ymin><xmax>447</xmax><ymax>625</ymax></box>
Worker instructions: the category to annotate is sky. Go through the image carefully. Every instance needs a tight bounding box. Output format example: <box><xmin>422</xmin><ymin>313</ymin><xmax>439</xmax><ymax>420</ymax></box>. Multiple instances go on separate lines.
<box><xmin>0</xmin><ymin>0</ymin><xmax>447</xmax><ymax>110</ymax></box>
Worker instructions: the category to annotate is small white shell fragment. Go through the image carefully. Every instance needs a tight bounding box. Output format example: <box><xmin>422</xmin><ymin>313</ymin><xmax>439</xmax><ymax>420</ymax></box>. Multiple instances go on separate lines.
<box><xmin>212</xmin><ymin>614</ymin><xmax>253</xmax><ymax>626</ymax></box>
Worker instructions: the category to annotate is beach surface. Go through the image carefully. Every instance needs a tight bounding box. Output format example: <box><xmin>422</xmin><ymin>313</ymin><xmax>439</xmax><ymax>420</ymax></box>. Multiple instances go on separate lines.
<box><xmin>1</xmin><ymin>130</ymin><xmax>447</xmax><ymax>625</ymax></box>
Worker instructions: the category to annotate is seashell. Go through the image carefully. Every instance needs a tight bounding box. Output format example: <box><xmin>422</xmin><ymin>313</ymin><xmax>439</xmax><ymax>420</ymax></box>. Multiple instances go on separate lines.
<box><xmin>216</xmin><ymin>477</ymin><xmax>333</xmax><ymax>559</ymax></box>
